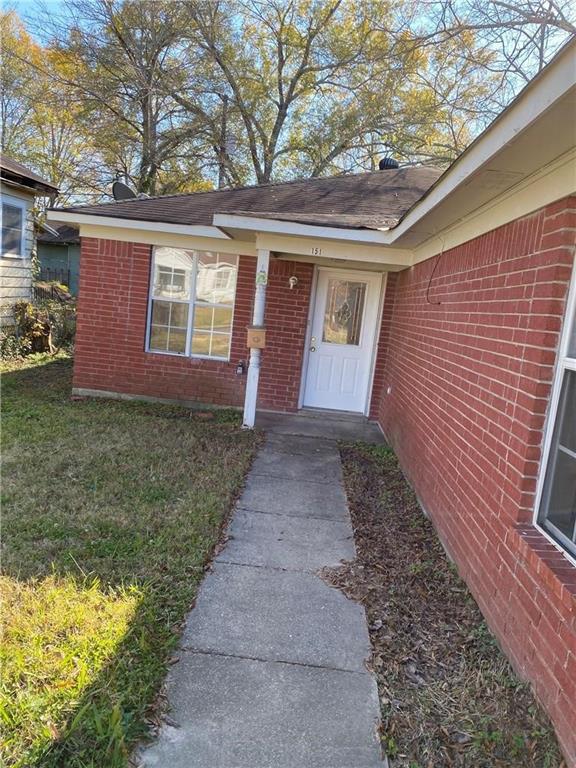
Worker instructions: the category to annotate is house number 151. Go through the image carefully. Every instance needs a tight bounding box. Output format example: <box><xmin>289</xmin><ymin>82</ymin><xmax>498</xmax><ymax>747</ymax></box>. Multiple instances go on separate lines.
<box><xmin>310</xmin><ymin>246</ymin><xmax>322</xmax><ymax>256</ymax></box>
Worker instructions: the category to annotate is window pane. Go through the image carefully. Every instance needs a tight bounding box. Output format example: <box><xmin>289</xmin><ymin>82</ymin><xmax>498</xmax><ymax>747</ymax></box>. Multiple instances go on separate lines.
<box><xmin>2</xmin><ymin>203</ymin><xmax>22</xmax><ymax>229</ymax></box>
<box><xmin>167</xmin><ymin>328</ymin><xmax>187</xmax><ymax>354</ymax></box>
<box><xmin>2</xmin><ymin>227</ymin><xmax>21</xmax><ymax>254</ymax></box>
<box><xmin>566</xmin><ymin>303</ymin><xmax>576</xmax><ymax>359</ymax></box>
<box><xmin>210</xmin><ymin>333</ymin><xmax>231</xmax><ymax>358</ymax></box>
<box><xmin>151</xmin><ymin>301</ymin><xmax>189</xmax><ymax>329</ymax></box>
<box><xmin>539</xmin><ymin>370</ymin><xmax>576</xmax><ymax>553</ymax></box>
<box><xmin>170</xmin><ymin>302</ymin><xmax>189</xmax><ymax>329</ymax></box>
<box><xmin>213</xmin><ymin>307</ymin><xmax>233</xmax><ymax>333</ymax></box>
<box><xmin>151</xmin><ymin>300</ymin><xmax>171</xmax><ymax>326</ymax></box>
<box><xmin>322</xmin><ymin>280</ymin><xmax>366</xmax><ymax>345</ymax></box>
<box><xmin>191</xmin><ymin>331</ymin><xmax>211</xmax><ymax>356</ymax></box>
<box><xmin>150</xmin><ymin>326</ymin><xmax>169</xmax><ymax>351</ymax></box>
<box><xmin>553</xmin><ymin>369</ymin><xmax>576</xmax><ymax>456</ymax></box>
<box><xmin>149</xmin><ymin>300</ymin><xmax>189</xmax><ymax>354</ymax></box>
<box><xmin>2</xmin><ymin>204</ymin><xmax>23</xmax><ymax>255</ymax></box>
<box><xmin>193</xmin><ymin>305</ymin><xmax>213</xmax><ymax>331</ymax></box>
<box><xmin>153</xmin><ymin>247</ymin><xmax>193</xmax><ymax>299</ymax></box>
<box><xmin>196</xmin><ymin>252</ymin><xmax>238</xmax><ymax>305</ymax></box>
<box><xmin>193</xmin><ymin>306</ymin><xmax>233</xmax><ymax>334</ymax></box>
<box><xmin>545</xmin><ymin>451</ymin><xmax>576</xmax><ymax>540</ymax></box>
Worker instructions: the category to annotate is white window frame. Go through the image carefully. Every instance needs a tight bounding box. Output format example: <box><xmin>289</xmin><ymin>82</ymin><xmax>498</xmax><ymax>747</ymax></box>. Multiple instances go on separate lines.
<box><xmin>533</xmin><ymin>255</ymin><xmax>576</xmax><ymax>566</ymax></box>
<box><xmin>1</xmin><ymin>194</ymin><xmax>27</xmax><ymax>258</ymax></box>
<box><xmin>145</xmin><ymin>247</ymin><xmax>238</xmax><ymax>362</ymax></box>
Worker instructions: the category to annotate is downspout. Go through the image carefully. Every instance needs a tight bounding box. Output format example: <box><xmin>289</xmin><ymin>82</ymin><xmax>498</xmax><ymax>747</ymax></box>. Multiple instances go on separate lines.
<box><xmin>242</xmin><ymin>248</ymin><xmax>270</xmax><ymax>428</ymax></box>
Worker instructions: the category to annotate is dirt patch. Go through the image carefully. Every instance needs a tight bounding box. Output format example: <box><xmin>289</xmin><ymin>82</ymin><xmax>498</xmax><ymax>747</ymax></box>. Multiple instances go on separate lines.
<box><xmin>324</xmin><ymin>443</ymin><xmax>564</xmax><ymax>768</ymax></box>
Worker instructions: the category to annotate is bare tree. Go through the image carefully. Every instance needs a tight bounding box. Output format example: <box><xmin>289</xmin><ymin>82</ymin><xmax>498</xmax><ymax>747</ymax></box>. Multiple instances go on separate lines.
<box><xmin>171</xmin><ymin>0</ymin><xmax>471</xmax><ymax>184</ymax></box>
<box><xmin>8</xmin><ymin>0</ymin><xmax>573</xmax><ymax>198</ymax></box>
<box><xmin>411</xmin><ymin>0</ymin><xmax>575</xmax><ymax>110</ymax></box>
<box><xmin>22</xmin><ymin>0</ymin><xmax>210</xmax><ymax>195</ymax></box>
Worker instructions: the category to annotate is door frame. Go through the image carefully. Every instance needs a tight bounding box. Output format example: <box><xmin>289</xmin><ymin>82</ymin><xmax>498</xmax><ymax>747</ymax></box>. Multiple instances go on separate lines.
<box><xmin>297</xmin><ymin>266</ymin><xmax>387</xmax><ymax>416</ymax></box>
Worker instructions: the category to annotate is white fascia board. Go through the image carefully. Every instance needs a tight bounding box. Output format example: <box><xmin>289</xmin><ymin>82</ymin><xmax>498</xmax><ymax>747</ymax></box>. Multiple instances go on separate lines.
<box><xmin>1</xmin><ymin>179</ymin><xmax>36</xmax><ymax>199</ymax></box>
<box><xmin>78</xmin><ymin>223</ymin><xmax>256</xmax><ymax>256</ymax></box>
<box><xmin>212</xmin><ymin>213</ymin><xmax>393</xmax><ymax>244</ymax></box>
<box><xmin>389</xmin><ymin>42</ymin><xmax>576</xmax><ymax>242</ymax></box>
<box><xmin>47</xmin><ymin>210</ymin><xmax>231</xmax><ymax>240</ymax></box>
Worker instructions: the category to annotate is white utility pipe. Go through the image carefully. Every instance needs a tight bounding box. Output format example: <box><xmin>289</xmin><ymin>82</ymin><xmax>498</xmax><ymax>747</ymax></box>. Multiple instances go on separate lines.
<box><xmin>242</xmin><ymin>248</ymin><xmax>270</xmax><ymax>428</ymax></box>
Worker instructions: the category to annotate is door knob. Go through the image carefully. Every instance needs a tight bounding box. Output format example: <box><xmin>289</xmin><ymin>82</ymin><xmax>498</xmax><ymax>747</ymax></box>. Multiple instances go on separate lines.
<box><xmin>310</xmin><ymin>345</ymin><xmax>316</xmax><ymax>352</ymax></box>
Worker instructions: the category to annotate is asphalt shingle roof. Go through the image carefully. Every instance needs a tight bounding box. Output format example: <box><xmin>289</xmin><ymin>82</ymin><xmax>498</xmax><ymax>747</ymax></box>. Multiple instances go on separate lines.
<box><xmin>54</xmin><ymin>167</ymin><xmax>443</xmax><ymax>231</ymax></box>
<box><xmin>1</xmin><ymin>155</ymin><xmax>59</xmax><ymax>193</ymax></box>
<box><xmin>37</xmin><ymin>225</ymin><xmax>79</xmax><ymax>244</ymax></box>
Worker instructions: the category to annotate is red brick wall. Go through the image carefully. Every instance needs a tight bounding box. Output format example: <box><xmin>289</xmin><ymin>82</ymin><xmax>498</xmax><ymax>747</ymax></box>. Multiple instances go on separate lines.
<box><xmin>258</xmin><ymin>259</ymin><xmax>314</xmax><ymax>411</ymax></box>
<box><xmin>73</xmin><ymin>238</ymin><xmax>313</xmax><ymax>412</ymax></box>
<box><xmin>372</xmin><ymin>197</ymin><xmax>576</xmax><ymax>762</ymax></box>
<box><xmin>369</xmin><ymin>272</ymin><xmax>398</xmax><ymax>420</ymax></box>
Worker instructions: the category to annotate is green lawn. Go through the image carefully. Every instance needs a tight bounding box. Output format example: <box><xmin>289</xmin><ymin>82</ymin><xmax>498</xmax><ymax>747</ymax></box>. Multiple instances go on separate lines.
<box><xmin>0</xmin><ymin>355</ymin><xmax>260</xmax><ymax>767</ymax></box>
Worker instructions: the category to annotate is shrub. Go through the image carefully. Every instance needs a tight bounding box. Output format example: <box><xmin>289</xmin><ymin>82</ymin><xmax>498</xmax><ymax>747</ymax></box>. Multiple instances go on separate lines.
<box><xmin>1</xmin><ymin>296</ymin><xmax>76</xmax><ymax>361</ymax></box>
<box><xmin>0</xmin><ymin>330</ymin><xmax>31</xmax><ymax>360</ymax></box>
<box><xmin>13</xmin><ymin>301</ymin><xmax>52</xmax><ymax>353</ymax></box>
<box><xmin>41</xmin><ymin>298</ymin><xmax>76</xmax><ymax>350</ymax></box>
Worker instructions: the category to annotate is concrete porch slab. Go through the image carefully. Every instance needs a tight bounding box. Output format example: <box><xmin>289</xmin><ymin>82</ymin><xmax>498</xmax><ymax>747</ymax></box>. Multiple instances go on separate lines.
<box><xmin>181</xmin><ymin>561</ymin><xmax>371</xmax><ymax>672</ymax></box>
<box><xmin>139</xmin><ymin>652</ymin><xmax>384</xmax><ymax>768</ymax></box>
<box><xmin>216</xmin><ymin>509</ymin><xmax>355</xmax><ymax>571</ymax></box>
<box><xmin>239</xmin><ymin>474</ymin><xmax>349</xmax><ymax>520</ymax></box>
<box><xmin>256</xmin><ymin>410</ymin><xmax>386</xmax><ymax>443</ymax></box>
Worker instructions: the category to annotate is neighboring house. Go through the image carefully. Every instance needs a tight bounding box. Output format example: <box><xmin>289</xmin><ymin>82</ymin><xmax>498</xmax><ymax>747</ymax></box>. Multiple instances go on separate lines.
<box><xmin>37</xmin><ymin>224</ymin><xmax>80</xmax><ymax>294</ymax></box>
<box><xmin>50</xmin><ymin>40</ymin><xmax>576</xmax><ymax>760</ymax></box>
<box><xmin>0</xmin><ymin>157</ymin><xmax>59</xmax><ymax>325</ymax></box>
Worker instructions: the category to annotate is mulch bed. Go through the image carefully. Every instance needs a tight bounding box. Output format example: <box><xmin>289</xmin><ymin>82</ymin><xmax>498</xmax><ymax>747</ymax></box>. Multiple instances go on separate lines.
<box><xmin>324</xmin><ymin>443</ymin><xmax>564</xmax><ymax>768</ymax></box>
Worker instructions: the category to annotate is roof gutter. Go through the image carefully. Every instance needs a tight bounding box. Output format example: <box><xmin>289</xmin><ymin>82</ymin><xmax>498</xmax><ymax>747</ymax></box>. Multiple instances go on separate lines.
<box><xmin>48</xmin><ymin>211</ymin><xmax>232</xmax><ymax>240</ymax></box>
<box><xmin>212</xmin><ymin>213</ymin><xmax>393</xmax><ymax>244</ymax></box>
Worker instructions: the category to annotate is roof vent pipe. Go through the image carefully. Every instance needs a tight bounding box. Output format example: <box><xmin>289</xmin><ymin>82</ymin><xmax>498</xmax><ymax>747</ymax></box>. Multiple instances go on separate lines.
<box><xmin>379</xmin><ymin>157</ymin><xmax>399</xmax><ymax>170</ymax></box>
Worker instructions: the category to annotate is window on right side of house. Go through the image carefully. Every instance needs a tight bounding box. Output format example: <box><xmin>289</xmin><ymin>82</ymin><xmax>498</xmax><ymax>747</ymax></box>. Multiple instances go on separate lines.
<box><xmin>536</xmin><ymin>270</ymin><xmax>576</xmax><ymax>559</ymax></box>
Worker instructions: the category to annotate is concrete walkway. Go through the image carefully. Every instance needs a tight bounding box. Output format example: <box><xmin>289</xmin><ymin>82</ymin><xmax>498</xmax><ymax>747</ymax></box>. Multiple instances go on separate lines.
<box><xmin>139</xmin><ymin>418</ymin><xmax>385</xmax><ymax>768</ymax></box>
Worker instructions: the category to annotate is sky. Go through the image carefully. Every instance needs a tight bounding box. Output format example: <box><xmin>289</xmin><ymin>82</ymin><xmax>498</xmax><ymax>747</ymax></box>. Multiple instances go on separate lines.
<box><xmin>3</xmin><ymin>0</ymin><xmax>67</xmax><ymax>40</ymax></box>
<box><xmin>7</xmin><ymin>0</ymin><xmax>65</xmax><ymax>10</ymax></box>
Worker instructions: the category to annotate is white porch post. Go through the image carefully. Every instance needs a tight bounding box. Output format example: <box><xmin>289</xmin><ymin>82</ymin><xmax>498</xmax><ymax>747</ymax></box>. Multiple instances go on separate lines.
<box><xmin>243</xmin><ymin>248</ymin><xmax>270</xmax><ymax>428</ymax></box>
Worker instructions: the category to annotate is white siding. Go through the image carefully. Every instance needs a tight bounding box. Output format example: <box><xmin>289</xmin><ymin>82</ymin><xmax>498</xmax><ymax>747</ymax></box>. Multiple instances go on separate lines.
<box><xmin>0</xmin><ymin>183</ymin><xmax>34</xmax><ymax>326</ymax></box>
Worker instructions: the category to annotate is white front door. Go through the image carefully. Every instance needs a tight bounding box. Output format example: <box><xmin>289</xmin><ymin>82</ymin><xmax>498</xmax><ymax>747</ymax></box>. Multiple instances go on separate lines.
<box><xmin>303</xmin><ymin>269</ymin><xmax>382</xmax><ymax>413</ymax></box>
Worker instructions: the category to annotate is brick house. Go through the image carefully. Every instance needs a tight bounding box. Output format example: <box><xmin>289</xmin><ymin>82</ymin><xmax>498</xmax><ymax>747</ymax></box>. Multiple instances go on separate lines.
<box><xmin>50</xmin><ymin>41</ymin><xmax>576</xmax><ymax>761</ymax></box>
